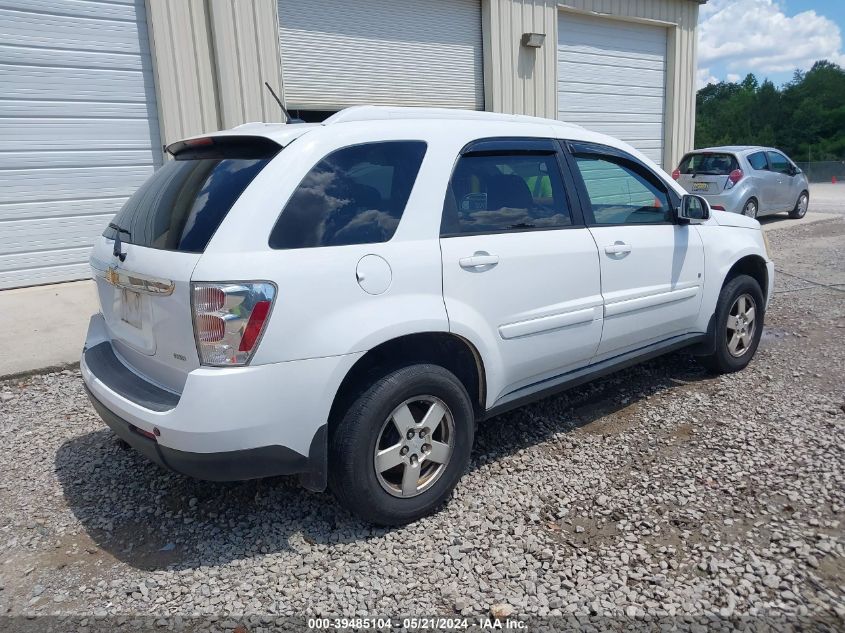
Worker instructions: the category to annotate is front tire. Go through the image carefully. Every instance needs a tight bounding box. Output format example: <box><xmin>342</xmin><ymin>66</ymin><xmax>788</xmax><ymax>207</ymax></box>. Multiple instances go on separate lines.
<box><xmin>697</xmin><ymin>274</ymin><xmax>765</xmax><ymax>374</ymax></box>
<box><xmin>789</xmin><ymin>191</ymin><xmax>809</xmax><ymax>219</ymax></box>
<box><xmin>742</xmin><ymin>198</ymin><xmax>759</xmax><ymax>219</ymax></box>
<box><xmin>328</xmin><ymin>364</ymin><xmax>474</xmax><ymax>525</ymax></box>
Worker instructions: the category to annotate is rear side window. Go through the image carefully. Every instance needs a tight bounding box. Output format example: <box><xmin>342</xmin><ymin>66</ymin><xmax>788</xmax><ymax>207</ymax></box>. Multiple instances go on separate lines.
<box><xmin>269</xmin><ymin>141</ymin><xmax>426</xmax><ymax>249</ymax></box>
<box><xmin>442</xmin><ymin>153</ymin><xmax>572</xmax><ymax>235</ymax></box>
<box><xmin>747</xmin><ymin>152</ymin><xmax>768</xmax><ymax>170</ymax></box>
<box><xmin>678</xmin><ymin>153</ymin><xmax>739</xmax><ymax>175</ymax></box>
<box><xmin>103</xmin><ymin>137</ymin><xmax>278</xmax><ymax>253</ymax></box>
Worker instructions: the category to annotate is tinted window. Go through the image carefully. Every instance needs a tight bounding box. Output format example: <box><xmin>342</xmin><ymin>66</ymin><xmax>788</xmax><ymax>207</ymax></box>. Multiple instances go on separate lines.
<box><xmin>269</xmin><ymin>141</ymin><xmax>426</xmax><ymax>249</ymax></box>
<box><xmin>767</xmin><ymin>151</ymin><xmax>791</xmax><ymax>174</ymax></box>
<box><xmin>103</xmin><ymin>154</ymin><xmax>273</xmax><ymax>253</ymax></box>
<box><xmin>574</xmin><ymin>156</ymin><xmax>671</xmax><ymax>225</ymax></box>
<box><xmin>747</xmin><ymin>152</ymin><xmax>768</xmax><ymax>170</ymax></box>
<box><xmin>441</xmin><ymin>153</ymin><xmax>572</xmax><ymax>235</ymax></box>
<box><xmin>678</xmin><ymin>152</ymin><xmax>739</xmax><ymax>175</ymax></box>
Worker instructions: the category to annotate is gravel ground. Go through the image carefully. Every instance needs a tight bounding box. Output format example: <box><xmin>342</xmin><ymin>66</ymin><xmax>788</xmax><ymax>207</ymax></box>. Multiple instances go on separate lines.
<box><xmin>0</xmin><ymin>218</ymin><xmax>843</xmax><ymax>631</ymax></box>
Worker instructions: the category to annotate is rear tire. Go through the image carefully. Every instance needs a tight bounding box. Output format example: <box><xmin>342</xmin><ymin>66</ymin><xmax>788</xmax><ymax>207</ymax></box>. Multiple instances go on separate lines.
<box><xmin>742</xmin><ymin>198</ymin><xmax>759</xmax><ymax>219</ymax></box>
<box><xmin>328</xmin><ymin>364</ymin><xmax>474</xmax><ymax>526</ymax></box>
<box><xmin>697</xmin><ymin>274</ymin><xmax>765</xmax><ymax>374</ymax></box>
<box><xmin>789</xmin><ymin>191</ymin><xmax>809</xmax><ymax>219</ymax></box>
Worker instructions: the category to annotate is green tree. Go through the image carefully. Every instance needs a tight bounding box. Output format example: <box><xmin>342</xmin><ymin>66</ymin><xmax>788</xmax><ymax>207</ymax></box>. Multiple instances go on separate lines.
<box><xmin>694</xmin><ymin>61</ymin><xmax>845</xmax><ymax>162</ymax></box>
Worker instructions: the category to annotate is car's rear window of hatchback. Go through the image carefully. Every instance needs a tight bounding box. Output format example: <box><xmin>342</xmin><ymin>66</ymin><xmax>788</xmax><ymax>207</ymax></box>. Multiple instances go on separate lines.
<box><xmin>102</xmin><ymin>136</ymin><xmax>280</xmax><ymax>253</ymax></box>
<box><xmin>678</xmin><ymin>152</ymin><xmax>739</xmax><ymax>175</ymax></box>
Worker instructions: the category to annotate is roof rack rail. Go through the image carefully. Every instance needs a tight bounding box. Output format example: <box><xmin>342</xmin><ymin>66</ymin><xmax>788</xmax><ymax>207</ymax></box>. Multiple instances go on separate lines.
<box><xmin>324</xmin><ymin>105</ymin><xmax>582</xmax><ymax>129</ymax></box>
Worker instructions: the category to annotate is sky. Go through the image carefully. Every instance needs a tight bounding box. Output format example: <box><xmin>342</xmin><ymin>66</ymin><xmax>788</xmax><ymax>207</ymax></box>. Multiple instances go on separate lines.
<box><xmin>697</xmin><ymin>0</ymin><xmax>845</xmax><ymax>88</ymax></box>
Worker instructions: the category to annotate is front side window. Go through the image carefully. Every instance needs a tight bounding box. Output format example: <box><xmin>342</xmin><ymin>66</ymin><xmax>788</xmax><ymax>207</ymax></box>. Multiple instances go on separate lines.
<box><xmin>442</xmin><ymin>153</ymin><xmax>572</xmax><ymax>235</ymax></box>
<box><xmin>747</xmin><ymin>152</ymin><xmax>768</xmax><ymax>171</ymax></box>
<box><xmin>573</xmin><ymin>155</ymin><xmax>671</xmax><ymax>225</ymax></box>
<box><xmin>269</xmin><ymin>141</ymin><xmax>426</xmax><ymax>249</ymax></box>
<box><xmin>767</xmin><ymin>151</ymin><xmax>792</xmax><ymax>174</ymax></box>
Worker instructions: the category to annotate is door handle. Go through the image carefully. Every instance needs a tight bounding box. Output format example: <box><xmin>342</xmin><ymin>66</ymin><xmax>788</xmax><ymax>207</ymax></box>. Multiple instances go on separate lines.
<box><xmin>604</xmin><ymin>242</ymin><xmax>632</xmax><ymax>256</ymax></box>
<box><xmin>459</xmin><ymin>252</ymin><xmax>499</xmax><ymax>269</ymax></box>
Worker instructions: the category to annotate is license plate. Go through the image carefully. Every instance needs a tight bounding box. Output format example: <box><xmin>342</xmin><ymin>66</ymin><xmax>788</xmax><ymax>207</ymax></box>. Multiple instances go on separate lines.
<box><xmin>692</xmin><ymin>182</ymin><xmax>709</xmax><ymax>192</ymax></box>
<box><xmin>120</xmin><ymin>288</ymin><xmax>143</xmax><ymax>329</ymax></box>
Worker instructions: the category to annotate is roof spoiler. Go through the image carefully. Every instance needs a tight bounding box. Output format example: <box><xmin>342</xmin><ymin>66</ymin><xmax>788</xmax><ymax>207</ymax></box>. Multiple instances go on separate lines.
<box><xmin>166</xmin><ymin>135</ymin><xmax>282</xmax><ymax>160</ymax></box>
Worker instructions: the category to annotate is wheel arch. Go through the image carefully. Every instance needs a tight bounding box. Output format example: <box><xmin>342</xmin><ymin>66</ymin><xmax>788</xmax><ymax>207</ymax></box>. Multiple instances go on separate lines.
<box><xmin>724</xmin><ymin>254</ymin><xmax>769</xmax><ymax>297</ymax></box>
<box><xmin>328</xmin><ymin>332</ymin><xmax>487</xmax><ymax>433</ymax></box>
<box><xmin>694</xmin><ymin>253</ymin><xmax>769</xmax><ymax>358</ymax></box>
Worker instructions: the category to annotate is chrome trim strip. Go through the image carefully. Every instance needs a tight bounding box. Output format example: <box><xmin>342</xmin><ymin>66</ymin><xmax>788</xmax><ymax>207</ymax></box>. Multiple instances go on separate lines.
<box><xmin>93</xmin><ymin>264</ymin><xmax>175</xmax><ymax>296</ymax></box>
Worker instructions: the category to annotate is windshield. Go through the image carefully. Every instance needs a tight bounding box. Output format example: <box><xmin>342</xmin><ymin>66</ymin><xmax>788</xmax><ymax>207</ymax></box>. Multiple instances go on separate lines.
<box><xmin>103</xmin><ymin>138</ymin><xmax>279</xmax><ymax>253</ymax></box>
<box><xmin>678</xmin><ymin>153</ymin><xmax>739</xmax><ymax>176</ymax></box>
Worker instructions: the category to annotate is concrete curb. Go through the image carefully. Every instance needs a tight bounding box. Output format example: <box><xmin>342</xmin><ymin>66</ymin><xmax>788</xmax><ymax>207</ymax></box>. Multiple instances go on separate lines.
<box><xmin>0</xmin><ymin>361</ymin><xmax>80</xmax><ymax>382</ymax></box>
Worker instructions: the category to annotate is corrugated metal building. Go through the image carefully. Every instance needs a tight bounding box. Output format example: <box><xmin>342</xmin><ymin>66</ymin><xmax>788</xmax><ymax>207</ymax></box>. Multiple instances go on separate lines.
<box><xmin>0</xmin><ymin>0</ymin><xmax>704</xmax><ymax>289</ymax></box>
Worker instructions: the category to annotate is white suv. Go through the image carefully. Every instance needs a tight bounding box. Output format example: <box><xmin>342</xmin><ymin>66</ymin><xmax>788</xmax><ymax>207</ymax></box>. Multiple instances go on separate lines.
<box><xmin>81</xmin><ymin>106</ymin><xmax>774</xmax><ymax>525</ymax></box>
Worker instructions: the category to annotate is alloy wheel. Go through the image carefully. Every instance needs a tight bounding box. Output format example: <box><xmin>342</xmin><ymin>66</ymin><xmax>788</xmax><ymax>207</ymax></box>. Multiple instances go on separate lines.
<box><xmin>726</xmin><ymin>293</ymin><xmax>757</xmax><ymax>357</ymax></box>
<box><xmin>743</xmin><ymin>200</ymin><xmax>758</xmax><ymax>219</ymax></box>
<box><xmin>374</xmin><ymin>396</ymin><xmax>454</xmax><ymax>498</ymax></box>
<box><xmin>796</xmin><ymin>194</ymin><xmax>808</xmax><ymax>218</ymax></box>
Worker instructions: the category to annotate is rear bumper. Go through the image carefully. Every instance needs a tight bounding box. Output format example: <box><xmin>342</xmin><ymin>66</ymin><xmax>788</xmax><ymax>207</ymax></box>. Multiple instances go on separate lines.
<box><xmin>81</xmin><ymin>314</ymin><xmax>363</xmax><ymax>487</ymax></box>
<box><xmin>698</xmin><ymin>190</ymin><xmax>745</xmax><ymax>214</ymax></box>
<box><xmin>85</xmin><ymin>385</ymin><xmax>314</xmax><ymax>481</ymax></box>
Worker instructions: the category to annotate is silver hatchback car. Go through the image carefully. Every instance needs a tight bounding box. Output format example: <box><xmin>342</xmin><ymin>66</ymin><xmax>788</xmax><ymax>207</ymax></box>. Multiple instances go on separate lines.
<box><xmin>673</xmin><ymin>146</ymin><xmax>809</xmax><ymax>220</ymax></box>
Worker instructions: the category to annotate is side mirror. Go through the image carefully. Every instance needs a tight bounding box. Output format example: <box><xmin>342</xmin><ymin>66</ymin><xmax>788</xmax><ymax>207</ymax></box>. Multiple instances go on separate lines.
<box><xmin>677</xmin><ymin>194</ymin><xmax>710</xmax><ymax>223</ymax></box>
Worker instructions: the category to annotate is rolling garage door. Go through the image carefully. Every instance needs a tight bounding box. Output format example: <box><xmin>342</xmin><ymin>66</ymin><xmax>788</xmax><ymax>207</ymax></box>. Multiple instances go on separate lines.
<box><xmin>277</xmin><ymin>0</ymin><xmax>484</xmax><ymax>111</ymax></box>
<box><xmin>557</xmin><ymin>12</ymin><xmax>667</xmax><ymax>165</ymax></box>
<box><xmin>0</xmin><ymin>0</ymin><xmax>162</xmax><ymax>289</ymax></box>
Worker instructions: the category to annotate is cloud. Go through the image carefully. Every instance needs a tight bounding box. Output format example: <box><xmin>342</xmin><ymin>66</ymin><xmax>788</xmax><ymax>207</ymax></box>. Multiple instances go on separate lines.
<box><xmin>696</xmin><ymin>68</ymin><xmax>720</xmax><ymax>89</ymax></box>
<box><xmin>697</xmin><ymin>0</ymin><xmax>845</xmax><ymax>84</ymax></box>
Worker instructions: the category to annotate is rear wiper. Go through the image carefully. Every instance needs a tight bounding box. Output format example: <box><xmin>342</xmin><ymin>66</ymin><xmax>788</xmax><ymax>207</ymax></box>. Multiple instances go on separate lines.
<box><xmin>108</xmin><ymin>222</ymin><xmax>130</xmax><ymax>262</ymax></box>
<box><xmin>508</xmin><ymin>222</ymin><xmax>536</xmax><ymax>229</ymax></box>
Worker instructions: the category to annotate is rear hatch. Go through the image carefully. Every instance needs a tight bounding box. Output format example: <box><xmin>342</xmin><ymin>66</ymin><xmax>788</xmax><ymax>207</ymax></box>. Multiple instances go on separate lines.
<box><xmin>91</xmin><ymin>136</ymin><xmax>281</xmax><ymax>393</ymax></box>
<box><xmin>676</xmin><ymin>152</ymin><xmax>739</xmax><ymax>196</ymax></box>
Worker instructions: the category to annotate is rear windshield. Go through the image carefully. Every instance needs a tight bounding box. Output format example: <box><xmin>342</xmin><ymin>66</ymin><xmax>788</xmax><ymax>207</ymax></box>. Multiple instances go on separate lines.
<box><xmin>103</xmin><ymin>137</ymin><xmax>279</xmax><ymax>253</ymax></box>
<box><xmin>678</xmin><ymin>153</ymin><xmax>739</xmax><ymax>176</ymax></box>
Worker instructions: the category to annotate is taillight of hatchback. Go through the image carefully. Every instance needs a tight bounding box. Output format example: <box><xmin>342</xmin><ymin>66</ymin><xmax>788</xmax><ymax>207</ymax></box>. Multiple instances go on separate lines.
<box><xmin>191</xmin><ymin>282</ymin><xmax>276</xmax><ymax>366</ymax></box>
<box><xmin>725</xmin><ymin>169</ymin><xmax>744</xmax><ymax>190</ymax></box>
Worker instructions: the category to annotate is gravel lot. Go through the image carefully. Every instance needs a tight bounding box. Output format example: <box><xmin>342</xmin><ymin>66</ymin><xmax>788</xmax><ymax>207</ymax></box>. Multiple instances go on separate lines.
<box><xmin>0</xmin><ymin>216</ymin><xmax>843</xmax><ymax>630</ymax></box>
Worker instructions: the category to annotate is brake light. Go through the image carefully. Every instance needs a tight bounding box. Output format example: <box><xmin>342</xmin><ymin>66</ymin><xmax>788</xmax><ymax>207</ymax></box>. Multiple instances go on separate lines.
<box><xmin>726</xmin><ymin>169</ymin><xmax>744</xmax><ymax>190</ymax></box>
<box><xmin>239</xmin><ymin>300</ymin><xmax>271</xmax><ymax>352</ymax></box>
<box><xmin>191</xmin><ymin>282</ymin><xmax>276</xmax><ymax>366</ymax></box>
<box><xmin>185</xmin><ymin>137</ymin><xmax>214</xmax><ymax>147</ymax></box>
<box><xmin>671</xmin><ymin>169</ymin><xmax>681</xmax><ymax>180</ymax></box>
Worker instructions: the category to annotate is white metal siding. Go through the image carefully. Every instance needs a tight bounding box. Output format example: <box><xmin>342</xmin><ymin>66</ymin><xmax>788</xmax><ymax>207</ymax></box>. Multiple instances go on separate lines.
<box><xmin>0</xmin><ymin>0</ymin><xmax>162</xmax><ymax>289</ymax></box>
<box><xmin>557</xmin><ymin>11</ymin><xmax>667</xmax><ymax>164</ymax></box>
<box><xmin>277</xmin><ymin>0</ymin><xmax>484</xmax><ymax>110</ymax></box>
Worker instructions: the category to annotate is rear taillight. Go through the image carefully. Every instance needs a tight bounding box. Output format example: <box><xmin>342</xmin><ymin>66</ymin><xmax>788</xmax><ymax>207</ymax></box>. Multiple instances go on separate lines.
<box><xmin>725</xmin><ymin>169</ymin><xmax>744</xmax><ymax>189</ymax></box>
<box><xmin>191</xmin><ymin>282</ymin><xmax>276</xmax><ymax>366</ymax></box>
<box><xmin>671</xmin><ymin>169</ymin><xmax>681</xmax><ymax>180</ymax></box>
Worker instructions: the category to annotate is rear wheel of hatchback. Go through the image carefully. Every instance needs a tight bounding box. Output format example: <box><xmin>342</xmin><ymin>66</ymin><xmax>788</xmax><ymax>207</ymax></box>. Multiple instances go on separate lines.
<box><xmin>328</xmin><ymin>364</ymin><xmax>474</xmax><ymax>525</ymax></box>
